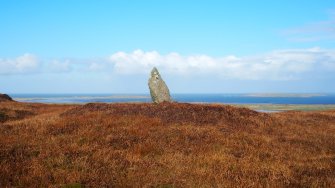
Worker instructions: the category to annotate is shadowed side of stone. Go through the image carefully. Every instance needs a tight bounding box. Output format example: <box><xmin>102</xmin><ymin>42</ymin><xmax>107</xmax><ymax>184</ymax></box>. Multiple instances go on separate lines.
<box><xmin>148</xmin><ymin>67</ymin><xmax>172</xmax><ymax>103</ymax></box>
<box><xmin>0</xmin><ymin>94</ymin><xmax>13</xmax><ymax>102</ymax></box>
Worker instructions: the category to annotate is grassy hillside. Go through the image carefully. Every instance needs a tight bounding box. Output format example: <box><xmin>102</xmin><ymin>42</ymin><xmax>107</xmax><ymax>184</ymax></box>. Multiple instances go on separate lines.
<box><xmin>1</xmin><ymin>101</ymin><xmax>335</xmax><ymax>187</ymax></box>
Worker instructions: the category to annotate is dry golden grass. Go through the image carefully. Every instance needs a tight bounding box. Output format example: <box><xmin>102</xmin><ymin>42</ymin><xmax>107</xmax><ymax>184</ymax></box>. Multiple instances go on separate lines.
<box><xmin>0</xmin><ymin>101</ymin><xmax>335</xmax><ymax>187</ymax></box>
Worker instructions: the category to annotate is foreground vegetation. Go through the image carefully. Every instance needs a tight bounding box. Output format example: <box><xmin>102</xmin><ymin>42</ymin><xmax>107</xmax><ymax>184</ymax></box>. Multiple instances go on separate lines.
<box><xmin>0</xmin><ymin>101</ymin><xmax>335</xmax><ymax>187</ymax></box>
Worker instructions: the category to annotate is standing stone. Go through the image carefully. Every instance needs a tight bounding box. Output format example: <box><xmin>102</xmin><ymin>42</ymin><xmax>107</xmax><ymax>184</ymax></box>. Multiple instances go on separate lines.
<box><xmin>148</xmin><ymin>67</ymin><xmax>172</xmax><ymax>103</ymax></box>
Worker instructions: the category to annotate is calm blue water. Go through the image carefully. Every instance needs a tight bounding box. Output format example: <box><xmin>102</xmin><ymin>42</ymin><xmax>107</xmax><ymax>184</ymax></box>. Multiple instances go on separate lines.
<box><xmin>10</xmin><ymin>93</ymin><xmax>335</xmax><ymax>104</ymax></box>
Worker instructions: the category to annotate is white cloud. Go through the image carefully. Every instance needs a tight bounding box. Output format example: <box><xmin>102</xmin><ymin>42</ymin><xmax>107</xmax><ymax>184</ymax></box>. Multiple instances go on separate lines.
<box><xmin>88</xmin><ymin>62</ymin><xmax>105</xmax><ymax>71</ymax></box>
<box><xmin>0</xmin><ymin>53</ymin><xmax>39</xmax><ymax>74</ymax></box>
<box><xmin>0</xmin><ymin>55</ymin><xmax>105</xmax><ymax>74</ymax></box>
<box><xmin>283</xmin><ymin>13</ymin><xmax>335</xmax><ymax>42</ymax></box>
<box><xmin>108</xmin><ymin>48</ymin><xmax>335</xmax><ymax>80</ymax></box>
<box><xmin>1</xmin><ymin>48</ymin><xmax>335</xmax><ymax>81</ymax></box>
<box><xmin>110</xmin><ymin>50</ymin><xmax>161</xmax><ymax>74</ymax></box>
<box><xmin>48</xmin><ymin>59</ymin><xmax>71</xmax><ymax>72</ymax></box>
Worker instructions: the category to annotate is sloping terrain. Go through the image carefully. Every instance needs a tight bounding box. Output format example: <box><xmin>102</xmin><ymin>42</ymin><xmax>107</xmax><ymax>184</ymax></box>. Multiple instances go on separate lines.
<box><xmin>0</xmin><ymin>94</ymin><xmax>13</xmax><ymax>102</ymax></box>
<box><xmin>63</xmin><ymin>102</ymin><xmax>273</xmax><ymax>127</ymax></box>
<box><xmin>1</xmin><ymin>101</ymin><xmax>335</xmax><ymax>187</ymax></box>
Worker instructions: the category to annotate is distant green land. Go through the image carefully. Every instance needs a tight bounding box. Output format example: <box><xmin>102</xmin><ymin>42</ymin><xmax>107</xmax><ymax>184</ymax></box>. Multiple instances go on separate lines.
<box><xmin>232</xmin><ymin>104</ymin><xmax>335</xmax><ymax>112</ymax></box>
<box><xmin>243</xmin><ymin>93</ymin><xmax>326</xmax><ymax>98</ymax></box>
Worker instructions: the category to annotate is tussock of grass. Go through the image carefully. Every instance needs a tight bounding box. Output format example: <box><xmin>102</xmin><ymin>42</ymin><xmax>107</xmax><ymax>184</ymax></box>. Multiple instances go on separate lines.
<box><xmin>0</xmin><ymin>101</ymin><xmax>335</xmax><ymax>187</ymax></box>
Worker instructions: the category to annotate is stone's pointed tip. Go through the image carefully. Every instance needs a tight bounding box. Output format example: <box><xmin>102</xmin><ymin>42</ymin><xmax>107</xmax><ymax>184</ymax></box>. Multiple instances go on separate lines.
<box><xmin>151</xmin><ymin>67</ymin><xmax>160</xmax><ymax>77</ymax></box>
<box><xmin>151</xmin><ymin>67</ymin><xmax>158</xmax><ymax>72</ymax></box>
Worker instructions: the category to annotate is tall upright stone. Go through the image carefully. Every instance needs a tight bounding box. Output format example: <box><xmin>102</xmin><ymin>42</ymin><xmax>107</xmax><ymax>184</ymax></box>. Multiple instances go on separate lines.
<box><xmin>148</xmin><ymin>67</ymin><xmax>172</xmax><ymax>103</ymax></box>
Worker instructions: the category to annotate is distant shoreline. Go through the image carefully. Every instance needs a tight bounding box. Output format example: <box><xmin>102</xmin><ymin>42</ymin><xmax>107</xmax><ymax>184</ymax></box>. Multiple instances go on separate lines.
<box><xmin>9</xmin><ymin>93</ymin><xmax>335</xmax><ymax>111</ymax></box>
<box><xmin>11</xmin><ymin>100</ymin><xmax>335</xmax><ymax>112</ymax></box>
<box><xmin>231</xmin><ymin>104</ymin><xmax>335</xmax><ymax>111</ymax></box>
<box><xmin>243</xmin><ymin>93</ymin><xmax>327</xmax><ymax>98</ymax></box>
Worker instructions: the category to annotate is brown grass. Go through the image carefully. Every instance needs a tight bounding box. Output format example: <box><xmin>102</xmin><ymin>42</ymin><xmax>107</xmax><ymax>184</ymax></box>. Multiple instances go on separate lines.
<box><xmin>0</xmin><ymin>101</ymin><xmax>335</xmax><ymax>187</ymax></box>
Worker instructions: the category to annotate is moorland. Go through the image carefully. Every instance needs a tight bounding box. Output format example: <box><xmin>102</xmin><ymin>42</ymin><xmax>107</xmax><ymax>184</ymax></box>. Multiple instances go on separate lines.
<box><xmin>1</xmin><ymin>101</ymin><xmax>335</xmax><ymax>187</ymax></box>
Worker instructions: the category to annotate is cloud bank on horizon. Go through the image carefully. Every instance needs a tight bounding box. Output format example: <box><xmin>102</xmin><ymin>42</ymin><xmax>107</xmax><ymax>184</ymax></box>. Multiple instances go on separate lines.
<box><xmin>1</xmin><ymin>47</ymin><xmax>334</xmax><ymax>81</ymax></box>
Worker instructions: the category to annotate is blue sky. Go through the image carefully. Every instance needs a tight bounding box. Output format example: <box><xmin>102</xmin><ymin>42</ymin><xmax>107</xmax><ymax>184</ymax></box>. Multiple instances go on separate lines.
<box><xmin>1</xmin><ymin>0</ymin><xmax>335</xmax><ymax>93</ymax></box>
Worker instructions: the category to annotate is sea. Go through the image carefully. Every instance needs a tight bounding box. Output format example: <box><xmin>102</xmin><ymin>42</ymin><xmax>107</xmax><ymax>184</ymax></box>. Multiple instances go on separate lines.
<box><xmin>10</xmin><ymin>93</ymin><xmax>335</xmax><ymax>105</ymax></box>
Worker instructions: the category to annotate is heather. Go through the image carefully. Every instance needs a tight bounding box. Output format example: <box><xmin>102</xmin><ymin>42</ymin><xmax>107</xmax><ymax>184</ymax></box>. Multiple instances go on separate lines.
<box><xmin>1</xmin><ymin>101</ymin><xmax>335</xmax><ymax>187</ymax></box>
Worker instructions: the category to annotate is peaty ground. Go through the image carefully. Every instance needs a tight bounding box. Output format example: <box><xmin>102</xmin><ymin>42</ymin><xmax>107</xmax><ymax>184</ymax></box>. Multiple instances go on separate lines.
<box><xmin>0</xmin><ymin>101</ymin><xmax>335</xmax><ymax>187</ymax></box>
